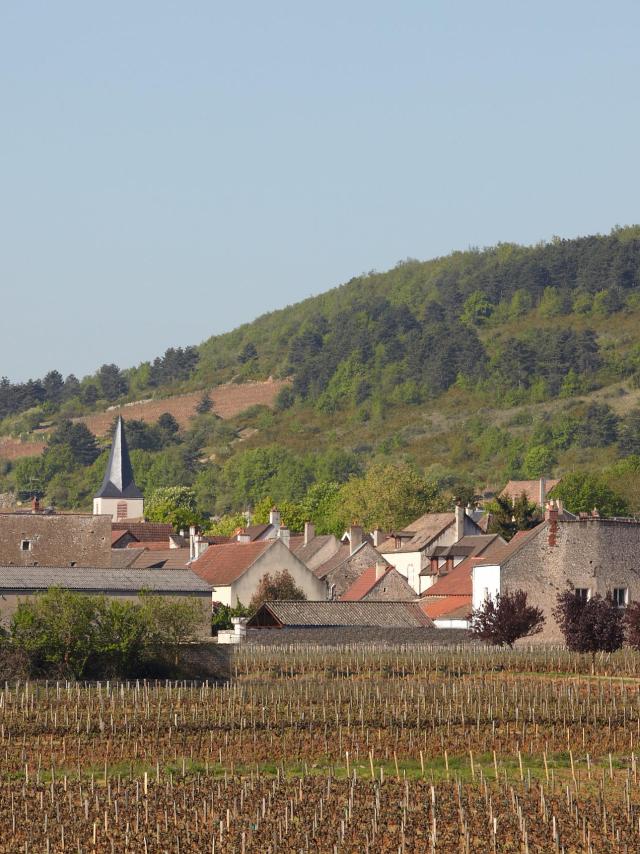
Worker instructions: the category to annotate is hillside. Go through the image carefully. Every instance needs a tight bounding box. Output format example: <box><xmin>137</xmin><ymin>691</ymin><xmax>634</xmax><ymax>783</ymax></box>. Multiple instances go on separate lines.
<box><xmin>2</xmin><ymin>225</ymin><xmax>640</xmax><ymax>524</ymax></box>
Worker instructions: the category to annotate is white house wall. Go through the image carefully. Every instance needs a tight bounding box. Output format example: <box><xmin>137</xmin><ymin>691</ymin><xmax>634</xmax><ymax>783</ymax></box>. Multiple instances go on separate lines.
<box><xmin>472</xmin><ymin>564</ymin><xmax>501</xmax><ymax>610</ymax></box>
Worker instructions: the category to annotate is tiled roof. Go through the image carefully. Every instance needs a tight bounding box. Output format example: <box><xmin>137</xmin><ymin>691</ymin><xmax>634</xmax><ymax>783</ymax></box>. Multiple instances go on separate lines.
<box><xmin>421</xmin><ymin>596</ymin><xmax>471</xmax><ymax>621</ymax></box>
<box><xmin>378</xmin><ymin>513</ymin><xmax>456</xmax><ymax>553</ymax></box>
<box><xmin>312</xmin><ymin>543</ymin><xmax>351</xmax><ymax>578</ymax></box>
<box><xmin>474</xmin><ymin>525</ymin><xmax>544</xmax><ymax>567</ymax></box>
<box><xmin>501</xmin><ymin>479</ymin><xmax>560</xmax><ymax>506</ymax></box>
<box><xmin>248</xmin><ymin>600</ymin><xmax>434</xmax><ymax>628</ymax></box>
<box><xmin>190</xmin><ymin>540</ymin><xmax>272</xmax><ymax>585</ymax></box>
<box><xmin>294</xmin><ymin>534</ymin><xmax>339</xmax><ymax>563</ymax></box>
<box><xmin>111</xmin><ymin>548</ymin><xmax>145</xmax><ymax>568</ymax></box>
<box><xmin>0</xmin><ymin>566</ymin><xmax>211</xmax><ymax>593</ymax></box>
<box><xmin>111</xmin><ymin>530</ymin><xmax>137</xmax><ymax>546</ymax></box>
<box><xmin>112</xmin><ymin>522</ymin><xmax>174</xmax><ymax>543</ymax></box>
<box><xmin>126</xmin><ymin>541</ymin><xmax>173</xmax><ymax>551</ymax></box>
<box><xmin>340</xmin><ymin>566</ymin><xmax>386</xmax><ymax>601</ymax></box>
<box><xmin>130</xmin><ymin>548</ymin><xmax>192</xmax><ymax>570</ymax></box>
<box><xmin>242</xmin><ymin>524</ymin><xmax>271</xmax><ymax>540</ymax></box>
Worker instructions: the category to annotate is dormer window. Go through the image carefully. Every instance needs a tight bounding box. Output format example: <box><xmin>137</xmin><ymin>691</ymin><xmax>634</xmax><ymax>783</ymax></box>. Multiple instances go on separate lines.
<box><xmin>20</xmin><ymin>540</ymin><xmax>32</xmax><ymax>552</ymax></box>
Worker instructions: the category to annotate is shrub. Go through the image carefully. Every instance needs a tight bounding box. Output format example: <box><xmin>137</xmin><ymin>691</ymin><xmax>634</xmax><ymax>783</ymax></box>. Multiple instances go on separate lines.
<box><xmin>469</xmin><ymin>590</ymin><xmax>544</xmax><ymax>647</ymax></box>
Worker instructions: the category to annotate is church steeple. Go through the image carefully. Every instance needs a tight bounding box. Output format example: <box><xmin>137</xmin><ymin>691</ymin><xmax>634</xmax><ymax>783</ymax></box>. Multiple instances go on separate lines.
<box><xmin>93</xmin><ymin>417</ymin><xmax>144</xmax><ymax>520</ymax></box>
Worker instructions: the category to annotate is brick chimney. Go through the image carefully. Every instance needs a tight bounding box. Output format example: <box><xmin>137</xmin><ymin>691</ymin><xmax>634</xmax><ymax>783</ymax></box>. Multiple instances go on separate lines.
<box><xmin>349</xmin><ymin>524</ymin><xmax>363</xmax><ymax>555</ymax></box>
<box><xmin>304</xmin><ymin>521</ymin><xmax>315</xmax><ymax>546</ymax></box>
<box><xmin>545</xmin><ymin>501</ymin><xmax>558</xmax><ymax>546</ymax></box>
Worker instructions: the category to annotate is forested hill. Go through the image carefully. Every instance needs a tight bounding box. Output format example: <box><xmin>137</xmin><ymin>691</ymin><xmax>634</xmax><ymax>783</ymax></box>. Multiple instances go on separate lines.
<box><xmin>4</xmin><ymin>225</ymin><xmax>640</xmax><ymax>524</ymax></box>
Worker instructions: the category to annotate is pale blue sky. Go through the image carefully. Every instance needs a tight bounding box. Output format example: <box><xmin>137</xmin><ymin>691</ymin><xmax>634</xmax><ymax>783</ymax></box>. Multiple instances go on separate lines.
<box><xmin>1</xmin><ymin>1</ymin><xmax>639</xmax><ymax>381</ymax></box>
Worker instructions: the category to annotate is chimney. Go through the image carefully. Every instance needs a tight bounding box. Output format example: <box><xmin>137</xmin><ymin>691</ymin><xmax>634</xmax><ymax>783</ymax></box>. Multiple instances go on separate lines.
<box><xmin>454</xmin><ymin>503</ymin><xmax>465</xmax><ymax>542</ymax></box>
<box><xmin>545</xmin><ymin>500</ymin><xmax>559</xmax><ymax>546</ymax></box>
<box><xmin>372</xmin><ymin>527</ymin><xmax>385</xmax><ymax>547</ymax></box>
<box><xmin>591</xmin><ymin>507</ymin><xmax>600</xmax><ymax>518</ymax></box>
<box><xmin>236</xmin><ymin>530</ymin><xmax>251</xmax><ymax>544</ymax></box>
<box><xmin>349</xmin><ymin>524</ymin><xmax>363</xmax><ymax>555</ymax></box>
<box><xmin>31</xmin><ymin>496</ymin><xmax>40</xmax><ymax>513</ymax></box>
<box><xmin>169</xmin><ymin>534</ymin><xmax>181</xmax><ymax>549</ymax></box>
<box><xmin>278</xmin><ymin>526</ymin><xmax>291</xmax><ymax>548</ymax></box>
<box><xmin>375</xmin><ymin>560</ymin><xmax>387</xmax><ymax>580</ymax></box>
<box><xmin>189</xmin><ymin>525</ymin><xmax>197</xmax><ymax>560</ymax></box>
<box><xmin>539</xmin><ymin>478</ymin><xmax>546</xmax><ymax>507</ymax></box>
<box><xmin>304</xmin><ymin>521</ymin><xmax>315</xmax><ymax>546</ymax></box>
<box><xmin>269</xmin><ymin>507</ymin><xmax>281</xmax><ymax>532</ymax></box>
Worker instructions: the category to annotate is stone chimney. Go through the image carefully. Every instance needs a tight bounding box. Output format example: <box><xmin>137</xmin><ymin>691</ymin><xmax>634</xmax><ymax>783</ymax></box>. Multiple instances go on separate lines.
<box><xmin>269</xmin><ymin>507</ymin><xmax>281</xmax><ymax>532</ymax></box>
<box><xmin>539</xmin><ymin>478</ymin><xmax>547</xmax><ymax>507</ymax></box>
<box><xmin>375</xmin><ymin>560</ymin><xmax>387</xmax><ymax>580</ymax></box>
<box><xmin>189</xmin><ymin>526</ymin><xmax>197</xmax><ymax>560</ymax></box>
<box><xmin>545</xmin><ymin>500</ymin><xmax>559</xmax><ymax>546</ymax></box>
<box><xmin>304</xmin><ymin>521</ymin><xmax>315</xmax><ymax>546</ymax></box>
<box><xmin>371</xmin><ymin>528</ymin><xmax>385</xmax><ymax>547</ymax></box>
<box><xmin>278</xmin><ymin>526</ymin><xmax>291</xmax><ymax>547</ymax></box>
<box><xmin>454</xmin><ymin>503</ymin><xmax>466</xmax><ymax>542</ymax></box>
<box><xmin>349</xmin><ymin>524</ymin><xmax>363</xmax><ymax>555</ymax></box>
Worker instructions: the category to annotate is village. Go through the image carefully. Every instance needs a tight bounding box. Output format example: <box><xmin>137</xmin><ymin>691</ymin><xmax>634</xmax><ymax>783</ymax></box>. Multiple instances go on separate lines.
<box><xmin>2</xmin><ymin>415</ymin><xmax>636</xmax><ymax>652</ymax></box>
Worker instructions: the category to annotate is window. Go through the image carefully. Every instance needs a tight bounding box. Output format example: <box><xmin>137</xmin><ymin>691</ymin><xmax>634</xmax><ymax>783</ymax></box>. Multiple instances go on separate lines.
<box><xmin>613</xmin><ymin>588</ymin><xmax>628</xmax><ymax>608</ymax></box>
<box><xmin>575</xmin><ymin>588</ymin><xmax>590</xmax><ymax>603</ymax></box>
<box><xmin>20</xmin><ymin>540</ymin><xmax>32</xmax><ymax>552</ymax></box>
<box><xmin>116</xmin><ymin>502</ymin><xmax>128</xmax><ymax>520</ymax></box>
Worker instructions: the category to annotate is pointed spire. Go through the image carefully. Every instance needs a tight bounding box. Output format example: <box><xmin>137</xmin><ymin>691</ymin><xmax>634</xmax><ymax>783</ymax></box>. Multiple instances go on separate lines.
<box><xmin>95</xmin><ymin>416</ymin><xmax>143</xmax><ymax>499</ymax></box>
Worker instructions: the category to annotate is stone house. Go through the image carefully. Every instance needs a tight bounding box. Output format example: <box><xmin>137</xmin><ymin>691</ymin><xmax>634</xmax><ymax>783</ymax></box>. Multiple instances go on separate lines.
<box><xmin>190</xmin><ymin>538</ymin><xmax>327</xmax><ymax>607</ymax></box>
<box><xmin>472</xmin><ymin>505</ymin><xmax>640</xmax><ymax>642</ymax></box>
<box><xmin>0</xmin><ymin>506</ymin><xmax>111</xmax><ymax>567</ymax></box>
<box><xmin>311</xmin><ymin>527</ymin><xmax>389</xmax><ymax>599</ymax></box>
<box><xmin>340</xmin><ymin>561</ymin><xmax>416</xmax><ymax>601</ymax></box>
<box><xmin>378</xmin><ymin>506</ymin><xmax>484</xmax><ymax>594</ymax></box>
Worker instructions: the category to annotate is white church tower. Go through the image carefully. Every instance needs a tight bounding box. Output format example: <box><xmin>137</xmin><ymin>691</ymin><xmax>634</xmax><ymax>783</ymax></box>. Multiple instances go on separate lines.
<box><xmin>93</xmin><ymin>416</ymin><xmax>144</xmax><ymax>521</ymax></box>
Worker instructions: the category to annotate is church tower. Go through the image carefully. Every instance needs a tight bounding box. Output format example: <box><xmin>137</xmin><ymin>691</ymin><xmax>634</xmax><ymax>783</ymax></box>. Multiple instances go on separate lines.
<box><xmin>93</xmin><ymin>416</ymin><xmax>144</xmax><ymax>520</ymax></box>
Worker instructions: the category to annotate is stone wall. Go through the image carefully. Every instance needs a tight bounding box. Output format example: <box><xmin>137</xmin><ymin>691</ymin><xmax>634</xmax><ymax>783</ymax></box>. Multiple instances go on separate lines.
<box><xmin>324</xmin><ymin>543</ymin><xmax>389</xmax><ymax>598</ymax></box>
<box><xmin>0</xmin><ymin>513</ymin><xmax>112</xmax><ymax>567</ymax></box>
<box><xmin>502</xmin><ymin>519</ymin><xmax>640</xmax><ymax>642</ymax></box>
<box><xmin>362</xmin><ymin>570</ymin><xmax>415</xmax><ymax>601</ymax></box>
<box><xmin>245</xmin><ymin>627</ymin><xmax>471</xmax><ymax>646</ymax></box>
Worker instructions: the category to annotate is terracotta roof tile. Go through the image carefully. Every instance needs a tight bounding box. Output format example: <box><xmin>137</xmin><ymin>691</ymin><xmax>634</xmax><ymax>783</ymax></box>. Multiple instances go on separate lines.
<box><xmin>190</xmin><ymin>540</ymin><xmax>272</xmax><ymax>585</ymax></box>
<box><xmin>340</xmin><ymin>566</ymin><xmax>389</xmax><ymax>601</ymax></box>
<box><xmin>421</xmin><ymin>596</ymin><xmax>471</xmax><ymax>621</ymax></box>
<box><xmin>112</xmin><ymin>522</ymin><xmax>174</xmax><ymax>543</ymax></box>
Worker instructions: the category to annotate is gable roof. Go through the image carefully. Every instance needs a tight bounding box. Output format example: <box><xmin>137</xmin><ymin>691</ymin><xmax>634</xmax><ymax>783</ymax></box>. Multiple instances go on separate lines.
<box><xmin>95</xmin><ymin>417</ymin><xmax>143</xmax><ymax>500</ymax></box>
<box><xmin>474</xmin><ymin>524</ymin><xmax>545</xmax><ymax>567</ymax></box>
<box><xmin>379</xmin><ymin>513</ymin><xmax>461</xmax><ymax>553</ymax></box>
<box><xmin>293</xmin><ymin>534</ymin><xmax>339</xmax><ymax>564</ymax></box>
<box><xmin>248</xmin><ymin>600</ymin><xmax>434</xmax><ymax>628</ymax></box>
<box><xmin>501</xmin><ymin>479</ymin><xmax>560</xmax><ymax>506</ymax></box>
<box><xmin>111</xmin><ymin>529</ymin><xmax>138</xmax><ymax>546</ymax></box>
<box><xmin>190</xmin><ymin>540</ymin><xmax>273</xmax><ymax>585</ymax></box>
<box><xmin>340</xmin><ymin>565</ymin><xmax>413</xmax><ymax>601</ymax></box>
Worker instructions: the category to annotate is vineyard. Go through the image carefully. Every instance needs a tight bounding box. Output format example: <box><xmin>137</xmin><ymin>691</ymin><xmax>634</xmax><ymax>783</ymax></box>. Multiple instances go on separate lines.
<box><xmin>3</xmin><ymin>645</ymin><xmax>640</xmax><ymax>852</ymax></box>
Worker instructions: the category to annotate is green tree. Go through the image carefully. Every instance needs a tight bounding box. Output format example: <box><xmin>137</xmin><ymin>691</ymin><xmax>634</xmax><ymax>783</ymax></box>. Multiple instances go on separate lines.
<box><xmin>145</xmin><ymin>486</ymin><xmax>203</xmax><ymax>529</ymax></box>
<box><xmin>619</xmin><ymin>408</ymin><xmax>640</xmax><ymax>457</ymax></box>
<box><xmin>552</xmin><ymin>472</ymin><xmax>628</xmax><ymax>516</ymax></box>
<box><xmin>140</xmin><ymin>594</ymin><xmax>205</xmax><ymax>662</ymax></box>
<box><xmin>48</xmin><ymin>420</ymin><xmax>99</xmax><ymax>465</ymax></box>
<box><xmin>337</xmin><ymin>462</ymin><xmax>445</xmax><ymax>532</ymax></box>
<box><xmin>486</xmin><ymin>493</ymin><xmax>541</xmax><ymax>541</ymax></box>
<box><xmin>92</xmin><ymin>599</ymin><xmax>149</xmax><ymax>677</ymax></box>
<box><xmin>576</xmin><ymin>403</ymin><xmax>618</xmax><ymax>448</ymax></box>
<box><xmin>206</xmin><ymin>512</ymin><xmax>246</xmax><ymax>537</ymax></box>
<box><xmin>522</xmin><ymin>445</ymin><xmax>556</xmax><ymax>479</ymax></box>
<box><xmin>10</xmin><ymin>588</ymin><xmax>100</xmax><ymax>678</ymax></box>
<box><xmin>195</xmin><ymin>392</ymin><xmax>213</xmax><ymax>415</ymax></box>
<box><xmin>460</xmin><ymin>291</ymin><xmax>493</xmax><ymax>326</ymax></box>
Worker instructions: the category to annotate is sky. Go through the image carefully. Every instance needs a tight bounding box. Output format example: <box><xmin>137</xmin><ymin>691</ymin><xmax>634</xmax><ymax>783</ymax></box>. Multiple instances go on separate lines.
<box><xmin>1</xmin><ymin>1</ymin><xmax>640</xmax><ymax>382</ymax></box>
